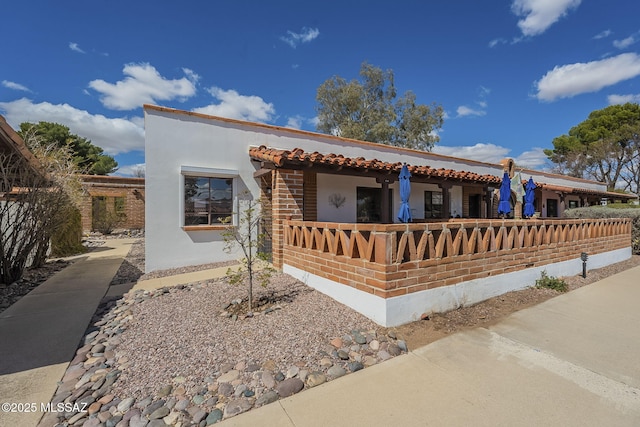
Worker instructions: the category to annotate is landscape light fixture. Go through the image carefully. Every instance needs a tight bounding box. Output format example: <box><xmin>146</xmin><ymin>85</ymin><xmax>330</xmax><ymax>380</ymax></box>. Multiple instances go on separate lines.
<box><xmin>580</xmin><ymin>252</ymin><xmax>588</xmax><ymax>278</ymax></box>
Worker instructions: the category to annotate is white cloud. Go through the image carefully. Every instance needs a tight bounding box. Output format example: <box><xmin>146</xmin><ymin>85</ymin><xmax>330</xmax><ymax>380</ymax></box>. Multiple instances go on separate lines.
<box><xmin>280</xmin><ymin>27</ymin><xmax>320</xmax><ymax>48</ymax></box>
<box><xmin>113</xmin><ymin>163</ymin><xmax>145</xmax><ymax>177</ymax></box>
<box><xmin>88</xmin><ymin>63</ymin><xmax>199</xmax><ymax>110</ymax></box>
<box><xmin>514</xmin><ymin>148</ymin><xmax>549</xmax><ymax>169</ymax></box>
<box><xmin>286</xmin><ymin>116</ymin><xmax>303</xmax><ymax>129</ymax></box>
<box><xmin>456</xmin><ymin>87</ymin><xmax>490</xmax><ymax>118</ymax></box>
<box><xmin>608</xmin><ymin>93</ymin><xmax>640</xmax><ymax>105</ymax></box>
<box><xmin>613</xmin><ymin>35</ymin><xmax>638</xmax><ymax>49</ymax></box>
<box><xmin>192</xmin><ymin>87</ymin><xmax>275</xmax><ymax>123</ymax></box>
<box><xmin>534</xmin><ymin>53</ymin><xmax>640</xmax><ymax>102</ymax></box>
<box><xmin>433</xmin><ymin>143</ymin><xmax>548</xmax><ymax>169</ymax></box>
<box><xmin>456</xmin><ymin>106</ymin><xmax>486</xmax><ymax>117</ymax></box>
<box><xmin>511</xmin><ymin>0</ymin><xmax>581</xmax><ymax>37</ymax></box>
<box><xmin>69</xmin><ymin>42</ymin><xmax>85</xmax><ymax>53</ymax></box>
<box><xmin>433</xmin><ymin>143</ymin><xmax>509</xmax><ymax>163</ymax></box>
<box><xmin>593</xmin><ymin>29</ymin><xmax>612</xmax><ymax>40</ymax></box>
<box><xmin>0</xmin><ymin>98</ymin><xmax>144</xmax><ymax>155</ymax></box>
<box><xmin>2</xmin><ymin>80</ymin><xmax>31</xmax><ymax>92</ymax></box>
<box><xmin>285</xmin><ymin>115</ymin><xmax>317</xmax><ymax>130</ymax></box>
<box><xmin>488</xmin><ymin>38</ymin><xmax>507</xmax><ymax>48</ymax></box>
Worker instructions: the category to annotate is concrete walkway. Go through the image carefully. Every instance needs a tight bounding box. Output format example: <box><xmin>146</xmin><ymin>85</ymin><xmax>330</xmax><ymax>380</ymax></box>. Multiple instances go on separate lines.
<box><xmin>2</xmin><ymin>246</ymin><xmax>639</xmax><ymax>427</ymax></box>
<box><xmin>220</xmin><ymin>265</ymin><xmax>640</xmax><ymax>427</ymax></box>
<box><xmin>0</xmin><ymin>239</ymin><xmax>136</xmax><ymax>427</ymax></box>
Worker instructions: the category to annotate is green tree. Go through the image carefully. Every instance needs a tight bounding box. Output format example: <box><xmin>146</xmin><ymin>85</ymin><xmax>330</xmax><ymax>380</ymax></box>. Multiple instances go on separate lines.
<box><xmin>316</xmin><ymin>62</ymin><xmax>444</xmax><ymax>151</ymax></box>
<box><xmin>18</xmin><ymin>122</ymin><xmax>118</xmax><ymax>175</ymax></box>
<box><xmin>545</xmin><ymin>103</ymin><xmax>640</xmax><ymax>191</ymax></box>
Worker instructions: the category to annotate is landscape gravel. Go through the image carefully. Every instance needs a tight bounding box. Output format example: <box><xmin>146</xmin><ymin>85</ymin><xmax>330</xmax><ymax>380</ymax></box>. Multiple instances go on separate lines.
<box><xmin>41</xmin><ymin>240</ymin><xmax>407</xmax><ymax>426</ymax></box>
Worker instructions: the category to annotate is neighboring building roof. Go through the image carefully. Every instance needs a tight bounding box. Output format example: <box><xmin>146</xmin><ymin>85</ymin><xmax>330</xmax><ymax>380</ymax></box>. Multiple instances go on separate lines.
<box><xmin>80</xmin><ymin>174</ymin><xmax>145</xmax><ymax>186</ymax></box>
<box><xmin>539</xmin><ymin>183</ymin><xmax>638</xmax><ymax>200</ymax></box>
<box><xmin>0</xmin><ymin>115</ymin><xmax>44</xmax><ymax>184</ymax></box>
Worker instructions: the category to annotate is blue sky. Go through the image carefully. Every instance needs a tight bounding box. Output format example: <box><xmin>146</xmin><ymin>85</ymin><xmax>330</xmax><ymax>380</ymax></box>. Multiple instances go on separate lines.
<box><xmin>2</xmin><ymin>0</ymin><xmax>640</xmax><ymax>176</ymax></box>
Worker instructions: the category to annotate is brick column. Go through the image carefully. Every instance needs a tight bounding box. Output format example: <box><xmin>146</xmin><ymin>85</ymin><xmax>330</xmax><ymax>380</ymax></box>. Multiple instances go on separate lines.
<box><xmin>272</xmin><ymin>169</ymin><xmax>304</xmax><ymax>269</ymax></box>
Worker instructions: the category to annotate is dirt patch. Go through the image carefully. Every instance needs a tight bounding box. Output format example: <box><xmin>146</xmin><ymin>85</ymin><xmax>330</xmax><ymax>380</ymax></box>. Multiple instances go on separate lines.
<box><xmin>388</xmin><ymin>255</ymin><xmax>640</xmax><ymax>350</ymax></box>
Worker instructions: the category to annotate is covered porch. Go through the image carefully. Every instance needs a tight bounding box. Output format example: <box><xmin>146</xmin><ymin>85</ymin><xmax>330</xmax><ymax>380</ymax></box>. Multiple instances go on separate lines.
<box><xmin>250</xmin><ymin>145</ymin><xmax>633</xmax><ymax>326</ymax></box>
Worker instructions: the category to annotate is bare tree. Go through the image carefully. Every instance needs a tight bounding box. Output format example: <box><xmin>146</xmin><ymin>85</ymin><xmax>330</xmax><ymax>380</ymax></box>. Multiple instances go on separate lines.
<box><xmin>0</xmin><ymin>130</ymin><xmax>81</xmax><ymax>283</ymax></box>
<box><xmin>220</xmin><ymin>192</ymin><xmax>274</xmax><ymax>312</ymax></box>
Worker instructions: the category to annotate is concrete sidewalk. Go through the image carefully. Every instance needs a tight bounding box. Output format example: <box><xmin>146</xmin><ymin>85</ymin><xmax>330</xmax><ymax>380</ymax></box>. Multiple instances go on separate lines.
<box><xmin>0</xmin><ymin>239</ymin><xmax>135</xmax><ymax>427</ymax></box>
<box><xmin>220</xmin><ymin>265</ymin><xmax>640</xmax><ymax>427</ymax></box>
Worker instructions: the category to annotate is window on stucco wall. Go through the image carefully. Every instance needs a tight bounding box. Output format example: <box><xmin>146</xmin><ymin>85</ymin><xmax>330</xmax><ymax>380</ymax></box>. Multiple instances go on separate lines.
<box><xmin>184</xmin><ymin>176</ymin><xmax>233</xmax><ymax>226</ymax></box>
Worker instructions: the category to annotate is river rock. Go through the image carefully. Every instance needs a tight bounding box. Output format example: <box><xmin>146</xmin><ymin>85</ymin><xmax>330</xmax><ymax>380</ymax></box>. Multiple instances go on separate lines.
<box><xmin>206</xmin><ymin>409</ymin><xmax>223</xmax><ymax>424</ymax></box>
<box><xmin>217</xmin><ymin>370</ymin><xmax>240</xmax><ymax>383</ymax></box>
<box><xmin>327</xmin><ymin>365</ymin><xmax>346</xmax><ymax>378</ymax></box>
<box><xmin>223</xmin><ymin>399</ymin><xmax>252</xmax><ymax>417</ymax></box>
<box><xmin>255</xmin><ymin>390</ymin><xmax>279</xmax><ymax>407</ymax></box>
<box><xmin>306</xmin><ymin>372</ymin><xmax>326</xmax><ymax>388</ymax></box>
<box><xmin>275</xmin><ymin>378</ymin><xmax>304</xmax><ymax>397</ymax></box>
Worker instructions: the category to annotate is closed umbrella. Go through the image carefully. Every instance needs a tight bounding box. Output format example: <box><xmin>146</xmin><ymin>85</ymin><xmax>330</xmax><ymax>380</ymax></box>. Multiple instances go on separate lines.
<box><xmin>498</xmin><ymin>172</ymin><xmax>512</xmax><ymax>217</ymax></box>
<box><xmin>524</xmin><ymin>177</ymin><xmax>536</xmax><ymax>218</ymax></box>
<box><xmin>397</xmin><ymin>164</ymin><xmax>412</xmax><ymax>223</ymax></box>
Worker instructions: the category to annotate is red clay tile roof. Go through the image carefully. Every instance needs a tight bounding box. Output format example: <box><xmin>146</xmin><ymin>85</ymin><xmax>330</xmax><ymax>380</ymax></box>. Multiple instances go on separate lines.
<box><xmin>249</xmin><ymin>145</ymin><xmax>638</xmax><ymax>200</ymax></box>
<box><xmin>249</xmin><ymin>145</ymin><xmax>503</xmax><ymax>185</ymax></box>
<box><xmin>539</xmin><ymin>183</ymin><xmax>637</xmax><ymax>200</ymax></box>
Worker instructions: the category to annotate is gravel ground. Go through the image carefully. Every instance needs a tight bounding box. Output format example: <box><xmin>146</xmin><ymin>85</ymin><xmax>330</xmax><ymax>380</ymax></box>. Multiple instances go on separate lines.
<box><xmin>111</xmin><ymin>274</ymin><xmax>381</xmax><ymax>400</ymax></box>
<box><xmin>21</xmin><ymin>238</ymin><xmax>640</xmax><ymax>425</ymax></box>
<box><xmin>42</xmin><ymin>239</ymin><xmax>406</xmax><ymax>425</ymax></box>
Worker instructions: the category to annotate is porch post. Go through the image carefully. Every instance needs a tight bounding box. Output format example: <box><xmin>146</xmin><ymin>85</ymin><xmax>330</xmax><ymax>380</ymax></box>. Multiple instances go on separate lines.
<box><xmin>271</xmin><ymin>168</ymin><xmax>304</xmax><ymax>269</ymax></box>
<box><xmin>376</xmin><ymin>176</ymin><xmax>393</xmax><ymax>224</ymax></box>
<box><xmin>483</xmin><ymin>186</ymin><xmax>491</xmax><ymax>219</ymax></box>
<box><xmin>439</xmin><ymin>182</ymin><xmax>452</xmax><ymax>219</ymax></box>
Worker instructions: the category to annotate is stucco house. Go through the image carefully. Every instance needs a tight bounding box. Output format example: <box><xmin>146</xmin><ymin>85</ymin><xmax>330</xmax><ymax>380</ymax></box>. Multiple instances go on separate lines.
<box><xmin>144</xmin><ymin>105</ymin><xmax>632</xmax><ymax>326</ymax></box>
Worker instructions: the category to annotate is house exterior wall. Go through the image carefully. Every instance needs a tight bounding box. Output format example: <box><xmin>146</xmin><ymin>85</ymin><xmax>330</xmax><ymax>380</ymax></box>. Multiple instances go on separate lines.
<box><xmin>145</xmin><ymin>107</ymin><xmax>502</xmax><ymax>272</ymax></box>
<box><xmin>144</xmin><ymin>106</ymin><xmax>617</xmax><ymax>273</ymax></box>
<box><xmin>79</xmin><ymin>176</ymin><xmax>145</xmax><ymax>232</ymax></box>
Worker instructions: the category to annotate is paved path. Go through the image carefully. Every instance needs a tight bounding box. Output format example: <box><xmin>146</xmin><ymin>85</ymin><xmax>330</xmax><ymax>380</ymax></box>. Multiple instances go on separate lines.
<box><xmin>2</xmin><ymin>244</ymin><xmax>639</xmax><ymax>427</ymax></box>
<box><xmin>0</xmin><ymin>239</ymin><xmax>135</xmax><ymax>427</ymax></box>
<box><xmin>220</xmin><ymin>265</ymin><xmax>640</xmax><ymax>427</ymax></box>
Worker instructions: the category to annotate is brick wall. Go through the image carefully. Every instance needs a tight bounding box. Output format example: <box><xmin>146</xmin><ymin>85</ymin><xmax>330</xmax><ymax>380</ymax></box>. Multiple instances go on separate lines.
<box><xmin>303</xmin><ymin>171</ymin><xmax>317</xmax><ymax>221</ymax></box>
<box><xmin>272</xmin><ymin>169</ymin><xmax>304</xmax><ymax>268</ymax></box>
<box><xmin>282</xmin><ymin>218</ymin><xmax>631</xmax><ymax>299</ymax></box>
<box><xmin>79</xmin><ymin>175</ymin><xmax>145</xmax><ymax>232</ymax></box>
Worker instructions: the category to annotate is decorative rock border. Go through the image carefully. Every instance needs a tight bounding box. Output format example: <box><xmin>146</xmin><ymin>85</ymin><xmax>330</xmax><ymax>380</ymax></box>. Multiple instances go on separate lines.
<box><xmin>40</xmin><ymin>286</ymin><xmax>407</xmax><ymax>426</ymax></box>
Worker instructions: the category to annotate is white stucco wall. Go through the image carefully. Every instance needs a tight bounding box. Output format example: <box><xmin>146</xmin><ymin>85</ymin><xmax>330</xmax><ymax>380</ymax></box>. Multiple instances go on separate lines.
<box><xmin>316</xmin><ymin>174</ymin><xmax>456</xmax><ymax>222</ymax></box>
<box><xmin>144</xmin><ymin>106</ymin><xmax>614</xmax><ymax>272</ymax></box>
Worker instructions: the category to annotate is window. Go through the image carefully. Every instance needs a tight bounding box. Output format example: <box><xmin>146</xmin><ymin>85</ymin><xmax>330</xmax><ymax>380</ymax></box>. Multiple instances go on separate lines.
<box><xmin>568</xmin><ymin>200</ymin><xmax>579</xmax><ymax>209</ymax></box>
<box><xmin>424</xmin><ymin>191</ymin><xmax>443</xmax><ymax>218</ymax></box>
<box><xmin>184</xmin><ymin>176</ymin><xmax>233</xmax><ymax>226</ymax></box>
<box><xmin>357</xmin><ymin>187</ymin><xmax>392</xmax><ymax>223</ymax></box>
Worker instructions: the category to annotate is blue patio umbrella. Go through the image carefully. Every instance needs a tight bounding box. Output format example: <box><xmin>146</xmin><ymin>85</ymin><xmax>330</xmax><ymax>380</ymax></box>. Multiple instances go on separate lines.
<box><xmin>524</xmin><ymin>177</ymin><xmax>536</xmax><ymax>218</ymax></box>
<box><xmin>397</xmin><ymin>164</ymin><xmax>412</xmax><ymax>223</ymax></box>
<box><xmin>498</xmin><ymin>172</ymin><xmax>512</xmax><ymax>216</ymax></box>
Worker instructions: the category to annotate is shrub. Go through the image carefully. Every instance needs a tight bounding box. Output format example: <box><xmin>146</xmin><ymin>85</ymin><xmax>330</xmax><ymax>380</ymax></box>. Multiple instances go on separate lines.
<box><xmin>50</xmin><ymin>205</ymin><xmax>87</xmax><ymax>257</ymax></box>
<box><xmin>93</xmin><ymin>210</ymin><xmax>126</xmax><ymax>235</ymax></box>
<box><xmin>536</xmin><ymin>270</ymin><xmax>568</xmax><ymax>292</ymax></box>
<box><xmin>564</xmin><ymin>207</ymin><xmax>640</xmax><ymax>255</ymax></box>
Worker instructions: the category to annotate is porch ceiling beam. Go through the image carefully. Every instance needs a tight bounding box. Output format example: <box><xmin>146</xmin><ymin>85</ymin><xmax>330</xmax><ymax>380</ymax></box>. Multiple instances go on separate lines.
<box><xmin>253</xmin><ymin>168</ymin><xmax>274</xmax><ymax>179</ymax></box>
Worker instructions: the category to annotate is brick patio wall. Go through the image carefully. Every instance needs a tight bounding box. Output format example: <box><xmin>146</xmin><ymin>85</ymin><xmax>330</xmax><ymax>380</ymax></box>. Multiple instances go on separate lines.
<box><xmin>282</xmin><ymin>218</ymin><xmax>632</xmax><ymax>299</ymax></box>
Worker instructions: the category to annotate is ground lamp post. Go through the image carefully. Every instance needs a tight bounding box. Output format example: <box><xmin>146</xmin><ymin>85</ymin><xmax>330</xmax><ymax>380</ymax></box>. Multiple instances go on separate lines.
<box><xmin>581</xmin><ymin>252</ymin><xmax>588</xmax><ymax>278</ymax></box>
